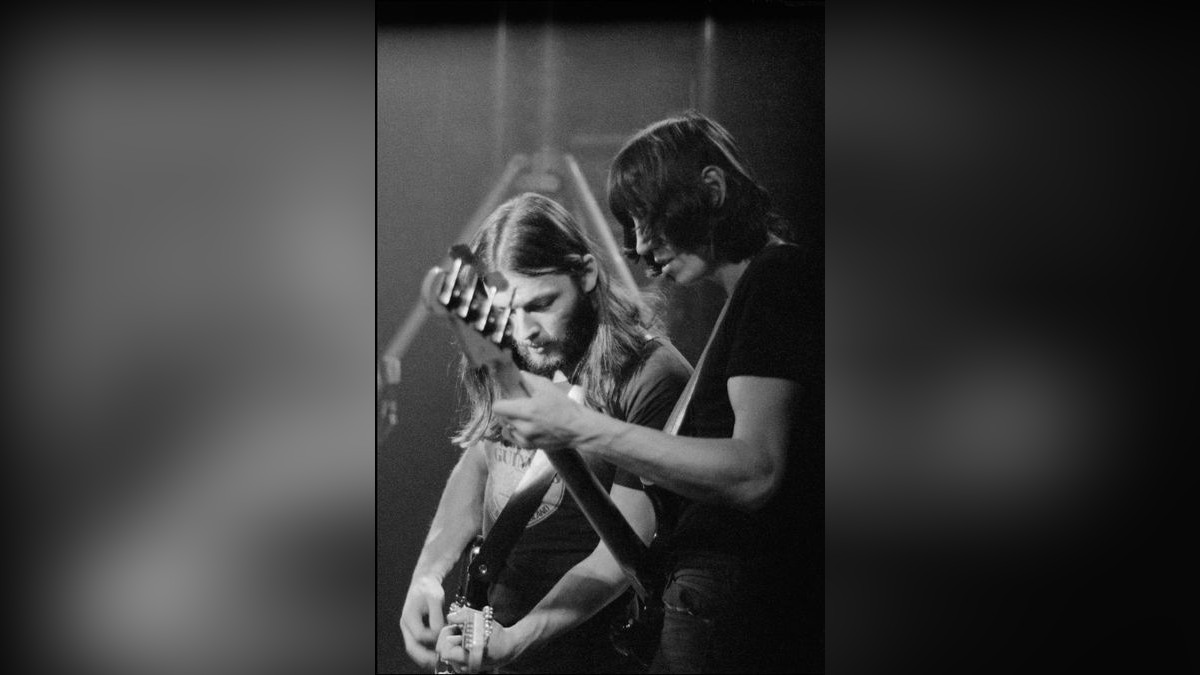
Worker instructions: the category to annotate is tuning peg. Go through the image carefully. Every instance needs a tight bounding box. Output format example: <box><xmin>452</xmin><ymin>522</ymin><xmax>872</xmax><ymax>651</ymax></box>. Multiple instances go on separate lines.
<box><xmin>489</xmin><ymin>286</ymin><xmax>517</xmax><ymax>344</ymax></box>
<box><xmin>437</xmin><ymin>258</ymin><xmax>463</xmax><ymax>307</ymax></box>
<box><xmin>472</xmin><ymin>278</ymin><xmax>496</xmax><ymax>333</ymax></box>
<box><xmin>454</xmin><ymin>263</ymin><xmax>479</xmax><ymax>318</ymax></box>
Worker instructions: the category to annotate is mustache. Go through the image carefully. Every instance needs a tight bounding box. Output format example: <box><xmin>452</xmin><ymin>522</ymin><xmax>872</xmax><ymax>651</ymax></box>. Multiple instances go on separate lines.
<box><xmin>640</xmin><ymin>253</ymin><xmax>664</xmax><ymax>278</ymax></box>
<box><xmin>623</xmin><ymin>248</ymin><xmax>663</xmax><ymax>278</ymax></box>
<box><xmin>510</xmin><ymin>340</ymin><xmax>563</xmax><ymax>378</ymax></box>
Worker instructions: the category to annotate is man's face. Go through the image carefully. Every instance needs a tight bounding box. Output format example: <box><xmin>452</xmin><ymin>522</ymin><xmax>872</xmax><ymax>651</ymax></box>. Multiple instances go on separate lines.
<box><xmin>503</xmin><ymin>270</ymin><xmax>596</xmax><ymax>378</ymax></box>
<box><xmin>632</xmin><ymin>217</ymin><xmax>711</xmax><ymax>285</ymax></box>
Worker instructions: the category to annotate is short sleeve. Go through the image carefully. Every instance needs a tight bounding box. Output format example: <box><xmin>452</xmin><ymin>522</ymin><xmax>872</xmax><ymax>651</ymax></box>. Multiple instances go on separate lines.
<box><xmin>611</xmin><ymin>339</ymin><xmax>693</xmax><ymax>489</ymax></box>
<box><xmin>725</xmin><ymin>246</ymin><xmax>819</xmax><ymax>384</ymax></box>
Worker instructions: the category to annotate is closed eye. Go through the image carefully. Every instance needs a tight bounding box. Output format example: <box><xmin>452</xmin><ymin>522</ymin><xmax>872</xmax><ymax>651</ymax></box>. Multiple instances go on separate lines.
<box><xmin>518</xmin><ymin>293</ymin><xmax>558</xmax><ymax>313</ymax></box>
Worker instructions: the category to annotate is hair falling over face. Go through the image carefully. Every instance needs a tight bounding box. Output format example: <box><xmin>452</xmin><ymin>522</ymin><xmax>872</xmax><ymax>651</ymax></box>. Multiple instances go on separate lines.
<box><xmin>607</xmin><ymin>111</ymin><xmax>788</xmax><ymax>271</ymax></box>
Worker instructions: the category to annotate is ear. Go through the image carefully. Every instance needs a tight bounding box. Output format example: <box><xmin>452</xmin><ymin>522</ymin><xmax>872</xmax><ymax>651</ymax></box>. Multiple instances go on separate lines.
<box><xmin>701</xmin><ymin>165</ymin><xmax>726</xmax><ymax>208</ymax></box>
<box><xmin>579</xmin><ymin>254</ymin><xmax>599</xmax><ymax>293</ymax></box>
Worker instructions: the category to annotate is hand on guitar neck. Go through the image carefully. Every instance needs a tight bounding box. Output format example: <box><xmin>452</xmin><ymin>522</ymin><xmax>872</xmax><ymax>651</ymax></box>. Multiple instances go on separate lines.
<box><xmin>491</xmin><ymin>370</ymin><xmax>590</xmax><ymax>453</ymax></box>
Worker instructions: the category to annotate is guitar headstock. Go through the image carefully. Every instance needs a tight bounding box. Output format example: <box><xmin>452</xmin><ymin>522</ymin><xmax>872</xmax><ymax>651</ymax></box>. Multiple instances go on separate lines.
<box><xmin>422</xmin><ymin>245</ymin><xmax>527</xmax><ymax>397</ymax></box>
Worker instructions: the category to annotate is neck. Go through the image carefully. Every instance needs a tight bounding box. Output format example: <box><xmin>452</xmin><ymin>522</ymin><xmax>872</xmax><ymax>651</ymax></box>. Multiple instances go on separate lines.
<box><xmin>713</xmin><ymin>259</ymin><xmax>749</xmax><ymax>296</ymax></box>
<box><xmin>712</xmin><ymin>235</ymin><xmax>784</xmax><ymax>295</ymax></box>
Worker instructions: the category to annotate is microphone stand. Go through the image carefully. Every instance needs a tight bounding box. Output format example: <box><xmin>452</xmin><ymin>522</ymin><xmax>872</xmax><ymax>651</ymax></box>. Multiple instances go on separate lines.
<box><xmin>377</xmin><ymin>355</ymin><xmax>401</xmax><ymax>450</ymax></box>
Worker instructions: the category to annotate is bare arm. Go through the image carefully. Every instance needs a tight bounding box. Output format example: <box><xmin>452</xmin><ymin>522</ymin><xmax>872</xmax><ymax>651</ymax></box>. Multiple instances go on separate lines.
<box><xmin>411</xmin><ymin>442</ymin><xmax>487</xmax><ymax>579</ymax></box>
<box><xmin>498</xmin><ymin>373</ymin><xmax>798</xmax><ymax>512</ymax></box>
<box><xmin>399</xmin><ymin>443</ymin><xmax>488</xmax><ymax>669</ymax></box>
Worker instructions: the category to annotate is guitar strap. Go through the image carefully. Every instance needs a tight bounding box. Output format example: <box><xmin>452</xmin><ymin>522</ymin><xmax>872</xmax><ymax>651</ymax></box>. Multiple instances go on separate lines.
<box><xmin>654</xmin><ymin>289</ymin><xmax>735</xmax><ymax>451</ymax></box>
<box><xmin>460</xmin><ymin>449</ymin><xmax>557</xmax><ymax>608</ymax></box>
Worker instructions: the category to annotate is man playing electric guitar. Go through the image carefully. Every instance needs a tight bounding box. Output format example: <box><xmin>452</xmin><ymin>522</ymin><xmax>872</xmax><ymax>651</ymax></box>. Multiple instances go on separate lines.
<box><xmin>399</xmin><ymin>193</ymin><xmax>691</xmax><ymax>673</ymax></box>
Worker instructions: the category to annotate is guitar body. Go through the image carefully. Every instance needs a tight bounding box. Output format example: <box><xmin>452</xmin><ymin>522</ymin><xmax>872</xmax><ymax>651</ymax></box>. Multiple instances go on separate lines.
<box><xmin>612</xmin><ymin>592</ymin><xmax>664</xmax><ymax>667</ymax></box>
<box><xmin>608</xmin><ymin>483</ymin><xmax>680</xmax><ymax>667</ymax></box>
<box><xmin>435</xmin><ymin>537</ymin><xmax>494</xmax><ymax>675</ymax></box>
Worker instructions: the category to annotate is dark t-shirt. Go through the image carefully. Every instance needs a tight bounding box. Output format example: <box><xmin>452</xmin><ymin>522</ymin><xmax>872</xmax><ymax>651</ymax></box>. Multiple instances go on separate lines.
<box><xmin>672</xmin><ymin>243</ymin><xmax>822</xmax><ymax>557</ymax></box>
<box><xmin>484</xmin><ymin>337</ymin><xmax>692</xmax><ymax>673</ymax></box>
<box><xmin>669</xmin><ymin>243</ymin><xmax>824</xmax><ymax>673</ymax></box>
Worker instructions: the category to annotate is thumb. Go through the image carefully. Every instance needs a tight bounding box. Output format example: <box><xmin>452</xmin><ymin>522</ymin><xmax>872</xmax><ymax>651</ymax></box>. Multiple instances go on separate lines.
<box><xmin>426</xmin><ymin>595</ymin><xmax>445</xmax><ymax>633</ymax></box>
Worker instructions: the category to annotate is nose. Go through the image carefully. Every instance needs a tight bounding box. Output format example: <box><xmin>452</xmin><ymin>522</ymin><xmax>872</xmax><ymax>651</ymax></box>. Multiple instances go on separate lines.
<box><xmin>510</xmin><ymin>309</ymin><xmax>541</xmax><ymax>343</ymax></box>
<box><xmin>634</xmin><ymin>227</ymin><xmax>657</xmax><ymax>258</ymax></box>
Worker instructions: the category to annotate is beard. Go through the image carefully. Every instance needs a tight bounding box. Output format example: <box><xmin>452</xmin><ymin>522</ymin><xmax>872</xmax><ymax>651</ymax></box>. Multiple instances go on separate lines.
<box><xmin>510</xmin><ymin>295</ymin><xmax>598</xmax><ymax>379</ymax></box>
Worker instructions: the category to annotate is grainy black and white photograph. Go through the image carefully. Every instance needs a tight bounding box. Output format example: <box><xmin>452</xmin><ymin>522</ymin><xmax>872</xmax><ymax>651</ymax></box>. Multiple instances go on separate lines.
<box><xmin>376</xmin><ymin>2</ymin><xmax>824</xmax><ymax>673</ymax></box>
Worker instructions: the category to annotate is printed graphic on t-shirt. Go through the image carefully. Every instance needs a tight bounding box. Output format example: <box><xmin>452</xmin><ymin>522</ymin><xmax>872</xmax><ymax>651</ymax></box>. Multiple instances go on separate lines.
<box><xmin>484</xmin><ymin>441</ymin><xmax>564</xmax><ymax>530</ymax></box>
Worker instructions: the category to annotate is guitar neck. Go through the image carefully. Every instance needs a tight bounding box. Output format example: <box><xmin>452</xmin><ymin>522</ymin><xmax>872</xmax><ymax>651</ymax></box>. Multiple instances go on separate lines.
<box><xmin>492</xmin><ymin>359</ymin><xmax>528</xmax><ymax>399</ymax></box>
<box><xmin>543</xmin><ymin>448</ymin><xmax>653</xmax><ymax>600</ymax></box>
<box><xmin>492</xmin><ymin>359</ymin><xmax>653</xmax><ymax>599</ymax></box>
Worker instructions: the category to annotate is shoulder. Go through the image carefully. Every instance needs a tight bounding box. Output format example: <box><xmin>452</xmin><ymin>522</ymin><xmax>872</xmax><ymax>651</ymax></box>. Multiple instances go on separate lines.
<box><xmin>630</xmin><ymin>337</ymin><xmax>693</xmax><ymax>384</ymax></box>
<box><xmin>721</xmin><ymin>243</ymin><xmax>821</xmax><ymax>382</ymax></box>
<box><xmin>741</xmin><ymin>243</ymin><xmax>809</xmax><ymax>287</ymax></box>
<box><xmin>613</xmin><ymin>336</ymin><xmax>693</xmax><ymax>424</ymax></box>
<box><xmin>730</xmin><ymin>243</ymin><xmax>819</xmax><ymax>312</ymax></box>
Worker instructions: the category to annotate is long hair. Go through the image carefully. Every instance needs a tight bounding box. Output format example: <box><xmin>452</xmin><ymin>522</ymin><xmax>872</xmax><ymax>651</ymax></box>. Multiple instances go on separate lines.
<box><xmin>452</xmin><ymin>193</ymin><xmax>655</xmax><ymax>448</ymax></box>
<box><xmin>607</xmin><ymin>111</ymin><xmax>790</xmax><ymax>274</ymax></box>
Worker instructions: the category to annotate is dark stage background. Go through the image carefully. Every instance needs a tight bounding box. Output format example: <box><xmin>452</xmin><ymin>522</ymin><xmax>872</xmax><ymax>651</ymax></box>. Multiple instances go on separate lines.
<box><xmin>376</xmin><ymin>3</ymin><xmax>823</xmax><ymax>672</ymax></box>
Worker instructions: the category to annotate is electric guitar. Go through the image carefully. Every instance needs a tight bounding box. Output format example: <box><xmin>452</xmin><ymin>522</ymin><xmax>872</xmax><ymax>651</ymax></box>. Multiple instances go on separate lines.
<box><xmin>421</xmin><ymin>245</ymin><xmax>665</xmax><ymax>668</ymax></box>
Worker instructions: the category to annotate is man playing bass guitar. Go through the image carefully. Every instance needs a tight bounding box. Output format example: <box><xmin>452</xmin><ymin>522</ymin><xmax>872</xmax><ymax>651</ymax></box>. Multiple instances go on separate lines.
<box><xmin>400</xmin><ymin>192</ymin><xmax>691</xmax><ymax>673</ymax></box>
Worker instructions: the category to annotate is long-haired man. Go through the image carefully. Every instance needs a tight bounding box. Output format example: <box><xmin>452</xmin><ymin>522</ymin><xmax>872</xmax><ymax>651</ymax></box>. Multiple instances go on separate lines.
<box><xmin>400</xmin><ymin>192</ymin><xmax>691</xmax><ymax>673</ymax></box>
